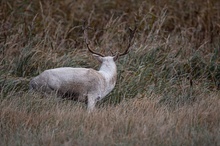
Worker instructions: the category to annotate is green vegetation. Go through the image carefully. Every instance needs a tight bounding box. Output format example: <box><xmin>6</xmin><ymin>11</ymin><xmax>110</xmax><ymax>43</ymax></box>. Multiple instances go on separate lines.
<box><xmin>0</xmin><ymin>0</ymin><xmax>220</xmax><ymax>145</ymax></box>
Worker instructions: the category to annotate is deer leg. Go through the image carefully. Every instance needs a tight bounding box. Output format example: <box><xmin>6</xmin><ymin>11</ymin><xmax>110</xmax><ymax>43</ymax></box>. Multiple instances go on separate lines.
<box><xmin>87</xmin><ymin>94</ymin><xmax>100</xmax><ymax>112</ymax></box>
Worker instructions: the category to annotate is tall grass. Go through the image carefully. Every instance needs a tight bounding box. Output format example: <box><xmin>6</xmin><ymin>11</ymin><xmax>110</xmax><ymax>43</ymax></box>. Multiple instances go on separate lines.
<box><xmin>0</xmin><ymin>0</ymin><xmax>220</xmax><ymax>145</ymax></box>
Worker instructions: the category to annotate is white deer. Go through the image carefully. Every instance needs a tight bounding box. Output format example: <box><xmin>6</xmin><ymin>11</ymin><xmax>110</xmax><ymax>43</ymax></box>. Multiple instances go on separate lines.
<box><xmin>29</xmin><ymin>25</ymin><xmax>136</xmax><ymax>111</ymax></box>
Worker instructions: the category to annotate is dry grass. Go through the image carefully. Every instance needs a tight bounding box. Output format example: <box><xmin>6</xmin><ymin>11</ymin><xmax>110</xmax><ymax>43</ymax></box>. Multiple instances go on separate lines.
<box><xmin>0</xmin><ymin>0</ymin><xmax>220</xmax><ymax>145</ymax></box>
<box><xmin>0</xmin><ymin>93</ymin><xmax>219</xmax><ymax>146</ymax></box>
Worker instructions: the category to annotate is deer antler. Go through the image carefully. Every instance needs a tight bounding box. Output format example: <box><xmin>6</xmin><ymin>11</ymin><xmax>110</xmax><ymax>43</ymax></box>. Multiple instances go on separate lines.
<box><xmin>118</xmin><ymin>25</ymin><xmax>137</xmax><ymax>57</ymax></box>
<box><xmin>83</xmin><ymin>22</ymin><xmax>104</xmax><ymax>57</ymax></box>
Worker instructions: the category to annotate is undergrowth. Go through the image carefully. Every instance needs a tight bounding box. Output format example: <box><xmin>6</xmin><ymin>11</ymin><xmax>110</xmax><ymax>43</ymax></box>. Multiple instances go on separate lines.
<box><xmin>0</xmin><ymin>0</ymin><xmax>220</xmax><ymax>145</ymax></box>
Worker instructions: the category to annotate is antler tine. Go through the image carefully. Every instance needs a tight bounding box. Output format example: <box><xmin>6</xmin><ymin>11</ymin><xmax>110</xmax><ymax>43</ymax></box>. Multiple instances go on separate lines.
<box><xmin>83</xmin><ymin>22</ymin><xmax>104</xmax><ymax>57</ymax></box>
<box><xmin>118</xmin><ymin>25</ymin><xmax>137</xmax><ymax>57</ymax></box>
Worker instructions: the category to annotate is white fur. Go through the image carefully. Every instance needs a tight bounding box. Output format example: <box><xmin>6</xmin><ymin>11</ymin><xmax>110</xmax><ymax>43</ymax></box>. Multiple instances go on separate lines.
<box><xmin>29</xmin><ymin>55</ymin><xmax>117</xmax><ymax>111</ymax></box>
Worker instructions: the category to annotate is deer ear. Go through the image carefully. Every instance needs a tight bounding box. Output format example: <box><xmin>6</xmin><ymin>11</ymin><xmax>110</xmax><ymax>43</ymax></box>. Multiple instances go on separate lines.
<box><xmin>93</xmin><ymin>54</ymin><xmax>103</xmax><ymax>62</ymax></box>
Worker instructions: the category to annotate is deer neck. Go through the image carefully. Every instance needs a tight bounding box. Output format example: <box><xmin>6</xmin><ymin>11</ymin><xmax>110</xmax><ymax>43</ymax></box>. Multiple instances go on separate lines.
<box><xmin>98</xmin><ymin>62</ymin><xmax>117</xmax><ymax>95</ymax></box>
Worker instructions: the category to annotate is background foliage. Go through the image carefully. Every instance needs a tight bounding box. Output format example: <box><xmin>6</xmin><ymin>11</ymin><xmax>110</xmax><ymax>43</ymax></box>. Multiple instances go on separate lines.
<box><xmin>0</xmin><ymin>0</ymin><xmax>220</xmax><ymax>145</ymax></box>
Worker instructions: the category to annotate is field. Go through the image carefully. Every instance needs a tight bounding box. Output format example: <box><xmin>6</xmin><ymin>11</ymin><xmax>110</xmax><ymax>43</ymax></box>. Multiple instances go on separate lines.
<box><xmin>0</xmin><ymin>0</ymin><xmax>220</xmax><ymax>145</ymax></box>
